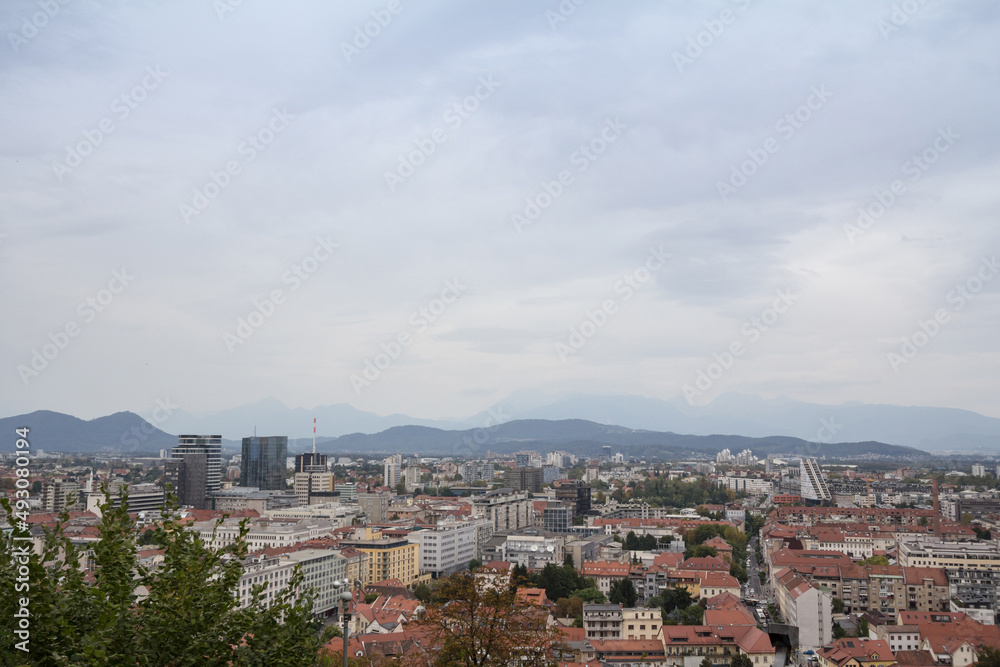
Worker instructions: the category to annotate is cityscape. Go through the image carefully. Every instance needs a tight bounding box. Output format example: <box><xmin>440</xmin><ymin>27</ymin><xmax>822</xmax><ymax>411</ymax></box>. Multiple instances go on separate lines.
<box><xmin>6</xmin><ymin>422</ymin><xmax>1000</xmax><ymax>665</ymax></box>
<box><xmin>3</xmin><ymin>1</ymin><xmax>1000</xmax><ymax>666</ymax></box>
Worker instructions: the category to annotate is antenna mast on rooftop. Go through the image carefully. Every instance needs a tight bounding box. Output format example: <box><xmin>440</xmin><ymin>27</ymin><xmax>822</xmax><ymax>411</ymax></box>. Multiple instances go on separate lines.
<box><xmin>313</xmin><ymin>417</ymin><xmax>317</xmax><ymax>454</ymax></box>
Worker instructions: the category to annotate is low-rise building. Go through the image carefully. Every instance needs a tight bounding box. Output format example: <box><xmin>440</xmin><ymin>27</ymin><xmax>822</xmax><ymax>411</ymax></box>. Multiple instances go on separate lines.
<box><xmin>584</xmin><ymin>603</ymin><xmax>624</xmax><ymax>640</ymax></box>
<box><xmin>621</xmin><ymin>607</ymin><xmax>662</xmax><ymax>640</ymax></box>
<box><xmin>817</xmin><ymin>639</ymin><xmax>894</xmax><ymax>667</ymax></box>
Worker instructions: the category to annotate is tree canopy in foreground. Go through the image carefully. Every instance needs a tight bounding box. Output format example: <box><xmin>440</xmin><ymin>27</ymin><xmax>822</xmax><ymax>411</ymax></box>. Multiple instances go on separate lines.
<box><xmin>0</xmin><ymin>488</ymin><xmax>335</xmax><ymax>666</ymax></box>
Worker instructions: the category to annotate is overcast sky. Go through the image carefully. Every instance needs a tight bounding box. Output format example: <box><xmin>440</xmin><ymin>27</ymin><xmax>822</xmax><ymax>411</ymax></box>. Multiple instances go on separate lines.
<box><xmin>2</xmin><ymin>0</ymin><xmax>999</xmax><ymax>424</ymax></box>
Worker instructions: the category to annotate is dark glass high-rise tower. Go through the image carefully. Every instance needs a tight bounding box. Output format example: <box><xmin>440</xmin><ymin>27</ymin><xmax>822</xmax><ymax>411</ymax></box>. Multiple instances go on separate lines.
<box><xmin>240</xmin><ymin>436</ymin><xmax>288</xmax><ymax>490</ymax></box>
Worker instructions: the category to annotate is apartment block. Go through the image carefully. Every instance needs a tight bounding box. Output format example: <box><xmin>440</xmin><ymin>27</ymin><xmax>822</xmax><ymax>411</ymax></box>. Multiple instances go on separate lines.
<box><xmin>472</xmin><ymin>488</ymin><xmax>532</xmax><ymax>532</ymax></box>
<box><xmin>584</xmin><ymin>604</ymin><xmax>624</xmax><ymax>640</ymax></box>
<box><xmin>339</xmin><ymin>537</ymin><xmax>420</xmax><ymax>586</ymax></box>
<box><xmin>406</xmin><ymin>517</ymin><xmax>488</xmax><ymax>578</ymax></box>
<box><xmin>236</xmin><ymin>548</ymin><xmax>347</xmax><ymax>616</ymax></box>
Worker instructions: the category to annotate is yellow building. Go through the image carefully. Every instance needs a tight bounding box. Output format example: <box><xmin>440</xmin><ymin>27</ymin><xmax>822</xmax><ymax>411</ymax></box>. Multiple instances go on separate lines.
<box><xmin>336</xmin><ymin>547</ymin><xmax>371</xmax><ymax>586</ymax></box>
<box><xmin>622</xmin><ymin>607</ymin><xmax>662</xmax><ymax>640</ymax></box>
<box><xmin>340</xmin><ymin>538</ymin><xmax>419</xmax><ymax>587</ymax></box>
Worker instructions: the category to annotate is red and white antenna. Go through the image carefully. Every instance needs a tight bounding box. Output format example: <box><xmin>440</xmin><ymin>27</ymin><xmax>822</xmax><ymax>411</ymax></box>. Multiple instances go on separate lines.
<box><xmin>312</xmin><ymin>417</ymin><xmax>317</xmax><ymax>454</ymax></box>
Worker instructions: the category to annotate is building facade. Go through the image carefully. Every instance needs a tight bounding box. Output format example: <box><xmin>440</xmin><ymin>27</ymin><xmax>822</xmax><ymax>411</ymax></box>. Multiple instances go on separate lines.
<box><xmin>473</xmin><ymin>488</ymin><xmax>532</xmax><ymax>532</ymax></box>
<box><xmin>339</xmin><ymin>537</ymin><xmax>420</xmax><ymax>586</ymax></box>
<box><xmin>173</xmin><ymin>435</ymin><xmax>222</xmax><ymax>494</ymax></box>
<box><xmin>241</xmin><ymin>436</ymin><xmax>288</xmax><ymax>490</ymax></box>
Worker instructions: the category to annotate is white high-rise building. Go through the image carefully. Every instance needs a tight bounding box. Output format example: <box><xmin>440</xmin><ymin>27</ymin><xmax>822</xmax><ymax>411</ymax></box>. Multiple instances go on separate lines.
<box><xmin>383</xmin><ymin>456</ymin><xmax>402</xmax><ymax>488</ymax></box>
<box><xmin>800</xmin><ymin>457</ymin><xmax>831</xmax><ymax>502</ymax></box>
<box><xmin>972</xmin><ymin>464</ymin><xmax>987</xmax><ymax>477</ymax></box>
<box><xmin>404</xmin><ymin>466</ymin><xmax>421</xmax><ymax>492</ymax></box>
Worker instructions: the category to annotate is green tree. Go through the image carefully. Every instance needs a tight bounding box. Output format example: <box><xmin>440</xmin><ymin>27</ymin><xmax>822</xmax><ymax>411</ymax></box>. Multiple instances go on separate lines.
<box><xmin>731</xmin><ymin>654</ymin><xmax>754</xmax><ymax>667</ymax></box>
<box><xmin>701</xmin><ymin>658</ymin><xmax>714</xmax><ymax>667</ymax></box>
<box><xmin>413</xmin><ymin>581</ymin><xmax>434</xmax><ymax>603</ymax></box>
<box><xmin>832</xmin><ymin>597</ymin><xmax>845</xmax><ymax>614</ymax></box>
<box><xmin>686</xmin><ymin>545</ymin><xmax>719</xmax><ymax>559</ymax></box>
<box><xmin>861</xmin><ymin>555</ymin><xmax>889</xmax><ymax>566</ymax></box>
<box><xmin>975</xmin><ymin>647</ymin><xmax>1000</xmax><ymax>667</ymax></box>
<box><xmin>661</xmin><ymin>586</ymin><xmax>695</xmax><ymax>616</ymax></box>
<box><xmin>571</xmin><ymin>587</ymin><xmax>606</xmax><ymax>604</ymax></box>
<box><xmin>833</xmin><ymin>623</ymin><xmax>846</xmax><ymax>639</ymax></box>
<box><xmin>973</xmin><ymin>525</ymin><xmax>992</xmax><ymax>540</ymax></box>
<box><xmin>679</xmin><ymin>603</ymin><xmax>704</xmax><ymax>625</ymax></box>
<box><xmin>511</xmin><ymin>563</ymin><xmax>532</xmax><ymax>589</ymax></box>
<box><xmin>609</xmin><ymin>578</ymin><xmax>638</xmax><ymax>607</ymax></box>
<box><xmin>469</xmin><ymin>557</ymin><xmax>483</xmax><ymax>571</ymax></box>
<box><xmin>858</xmin><ymin>618</ymin><xmax>870</xmax><ymax>638</ymax></box>
<box><xmin>0</xmin><ymin>486</ymin><xmax>333</xmax><ymax>666</ymax></box>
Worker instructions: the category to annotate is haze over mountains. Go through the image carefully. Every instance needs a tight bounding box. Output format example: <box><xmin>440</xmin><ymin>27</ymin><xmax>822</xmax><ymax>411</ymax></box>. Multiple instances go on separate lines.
<box><xmin>158</xmin><ymin>391</ymin><xmax>1000</xmax><ymax>453</ymax></box>
<box><xmin>4</xmin><ymin>391</ymin><xmax>1000</xmax><ymax>455</ymax></box>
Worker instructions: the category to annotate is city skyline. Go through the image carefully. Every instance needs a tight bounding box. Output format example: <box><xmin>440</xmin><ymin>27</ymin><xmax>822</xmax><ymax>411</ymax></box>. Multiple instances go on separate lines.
<box><xmin>3</xmin><ymin>2</ymin><xmax>999</xmax><ymax>423</ymax></box>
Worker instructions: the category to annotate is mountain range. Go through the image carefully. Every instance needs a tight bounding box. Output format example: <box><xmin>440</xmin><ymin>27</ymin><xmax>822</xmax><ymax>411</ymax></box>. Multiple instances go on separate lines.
<box><xmin>0</xmin><ymin>410</ymin><xmax>927</xmax><ymax>460</ymax></box>
<box><xmin>3</xmin><ymin>391</ymin><xmax>1000</xmax><ymax>456</ymax></box>
<box><xmin>154</xmin><ymin>391</ymin><xmax>1000</xmax><ymax>453</ymax></box>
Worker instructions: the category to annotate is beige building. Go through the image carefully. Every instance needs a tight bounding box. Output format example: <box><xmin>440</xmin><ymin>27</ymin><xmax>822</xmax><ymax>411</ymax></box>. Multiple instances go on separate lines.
<box><xmin>336</xmin><ymin>547</ymin><xmax>370</xmax><ymax>586</ymax></box>
<box><xmin>293</xmin><ymin>472</ymin><xmax>335</xmax><ymax>506</ymax></box>
<box><xmin>898</xmin><ymin>538</ymin><xmax>1000</xmax><ymax>571</ymax></box>
<box><xmin>340</xmin><ymin>537</ymin><xmax>420</xmax><ymax>586</ymax></box>
<box><xmin>622</xmin><ymin>607</ymin><xmax>661</xmax><ymax>640</ymax></box>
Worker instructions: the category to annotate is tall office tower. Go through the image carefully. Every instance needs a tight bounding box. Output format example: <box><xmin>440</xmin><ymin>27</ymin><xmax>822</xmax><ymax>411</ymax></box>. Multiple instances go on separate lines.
<box><xmin>800</xmin><ymin>457</ymin><xmax>831</xmax><ymax>502</ymax></box>
<box><xmin>165</xmin><ymin>452</ymin><xmax>209</xmax><ymax>509</ymax></box>
<box><xmin>554</xmin><ymin>479</ymin><xmax>592</xmax><ymax>516</ymax></box>
<box><xmin>295</xmin><ymin>452</ymin><xmax>328</xmax><ymax>473</ymax></box>
<box><xmin>515</xmin><ymin>453</ymin><xmax>532</xmax><ymax>468</ymax></box>
<box><xmin>383</xmin><ymin>458</ymin><xmax>401</xmax><ymax>488</ymax></box>
<box><xmin>503</xmin><ymin>467</ymin><xmax>543</xmax><ymax>493</ymax></box>
<box><xmin>241</xmin><ymin>436</ymin><xmax>288</xmax><ymax>490</ymax></box>
<box><xmin>173</xmin><ymin>435</ymin><xmax>222</xmax><ymax>495</ymax></box>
